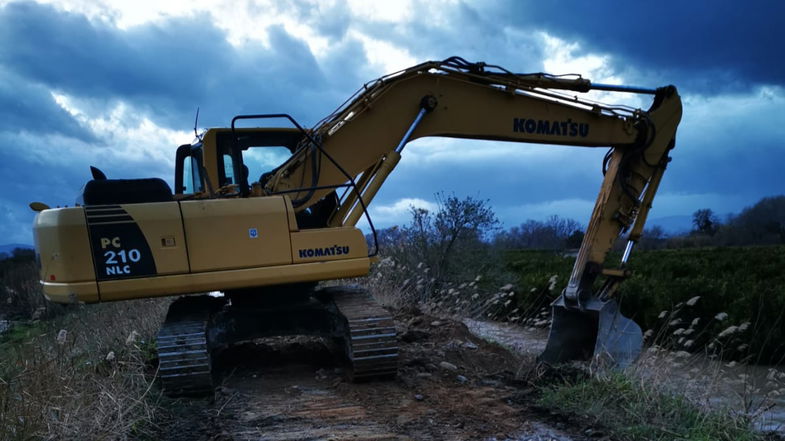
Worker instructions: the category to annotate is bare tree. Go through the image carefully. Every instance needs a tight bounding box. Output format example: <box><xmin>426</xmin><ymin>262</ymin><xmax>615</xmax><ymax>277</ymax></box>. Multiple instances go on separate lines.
<box><xmin>692</xmin><ymin>208</ymin><xmax>720</xmax><ymax>236</ymax></box>
<box><xmin>395</xmin><ymin>193</ymin><xmax>500</xmax><ymax>282</ymax></box>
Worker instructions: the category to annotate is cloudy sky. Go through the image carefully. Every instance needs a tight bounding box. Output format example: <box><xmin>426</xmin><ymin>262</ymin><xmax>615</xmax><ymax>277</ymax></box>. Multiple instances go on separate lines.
<box><xmin>1</xmin><ymin>0</ymin><xmax>783</xmax><ymax>244</ymax></box>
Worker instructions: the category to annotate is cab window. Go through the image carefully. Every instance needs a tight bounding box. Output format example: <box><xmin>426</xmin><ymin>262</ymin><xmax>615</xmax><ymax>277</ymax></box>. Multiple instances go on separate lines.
<box><xmin>184</xmin><ymin>156</ymin><xmax>203</xmax><ymax>194</ymax></box>
<box><xmin>222</xmin><ymin>153</ymin><xmax>235</xmax><ymax>185</ymax></box>
<box><xmin>243</xmin><ymin>146</ymin><xmax>292</xmax><ymax>184</ymax></box>
<box><xmin>175</xmin><ymin>144</ymin><xmax>204</xmax><ymax>195</ymax></box>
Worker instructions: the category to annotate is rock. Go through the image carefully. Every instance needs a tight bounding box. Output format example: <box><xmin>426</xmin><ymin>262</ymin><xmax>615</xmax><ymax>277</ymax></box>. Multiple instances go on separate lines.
<box><xmin>439</xmin><ymin>361</ymin><xmax>458</xmax><ymax>371</ymax></box>
<box><xmin>414</xmin><ymin>394</ymin><xmax>424</xmax><ymax>401</ymax></box>
<box><xmin>462</xmin><ymin>341</ymin><xmax>478</xmax><ymax>350</ymax></box>
<box><xmin>456</xmin><ymin>375</ymin><xmax>468</xmax><ymax>384</ymax></box>
<box><xmin>56</xmin><ymin>329</ymin><xmax>68</xmax><ymax>345</ymax></box>
<box><xmin>416</xmin><ymin>372</ymin><xmax>432</xmax><ymax>378</ymax></box>
<box><xmin>445</xmin><ymin>339</ymin><xmax>461</xmax><ymax>350</ymax></box>
<box><xmin>430</xmin><ymin>320</ymin><xmax>443</xmax><ymax>327</ymax></box>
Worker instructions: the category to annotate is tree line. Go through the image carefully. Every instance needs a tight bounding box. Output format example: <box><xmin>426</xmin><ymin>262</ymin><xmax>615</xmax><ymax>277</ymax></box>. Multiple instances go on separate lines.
<box><xmin>371</xmin><ymin>193</ymin><xmax>785</xmax><ymax>284</ymax></box>
<box><xmin>682</xmin><ymin>196</ymin><xmax>785</xmax><ymax>247</ymax></box>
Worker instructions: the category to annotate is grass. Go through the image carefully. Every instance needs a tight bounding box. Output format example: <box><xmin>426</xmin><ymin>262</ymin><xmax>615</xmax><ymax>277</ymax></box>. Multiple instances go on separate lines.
<box><xmin>537</xmin><ymin>372</ymin><xmax>763</xmax><ymax>441</ymax></box>
<box><xmin>0</xmin><ymin>299</ymin><xmax>169</xmax><ymax>440</ymax></box>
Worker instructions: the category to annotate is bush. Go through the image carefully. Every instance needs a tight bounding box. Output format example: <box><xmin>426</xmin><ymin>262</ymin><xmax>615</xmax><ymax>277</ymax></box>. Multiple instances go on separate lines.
<box><xmin>368</xmin><ymin>193</ymin><xmax>513</xmax><ymax>314</ymax></box>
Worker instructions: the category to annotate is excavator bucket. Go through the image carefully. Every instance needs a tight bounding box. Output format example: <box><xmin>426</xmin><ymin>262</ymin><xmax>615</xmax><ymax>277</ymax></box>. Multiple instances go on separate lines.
<box><xmin>539</xmin><ymin>296</ymin><xmax>642</xmax><ymax>369</ymax></box>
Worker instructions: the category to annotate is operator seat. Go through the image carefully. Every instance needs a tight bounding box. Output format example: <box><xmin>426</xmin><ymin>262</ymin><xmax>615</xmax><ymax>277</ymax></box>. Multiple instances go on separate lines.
<box><xmin>79</xmin><ymin>166</ymin><xmax>174</xmax><ymax>206</ymax></box>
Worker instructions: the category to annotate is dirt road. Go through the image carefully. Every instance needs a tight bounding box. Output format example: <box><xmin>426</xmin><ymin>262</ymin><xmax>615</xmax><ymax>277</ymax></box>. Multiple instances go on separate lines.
<box><xmin>152</xmin><ymin>310</ymin><xmax>584</xmax><ymax>441</ymax></box>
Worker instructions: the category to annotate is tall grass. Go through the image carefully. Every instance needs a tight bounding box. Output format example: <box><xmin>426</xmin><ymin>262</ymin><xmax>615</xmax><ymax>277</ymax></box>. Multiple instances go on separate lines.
<box><xmin>0</xmin><ymin>299</ymin><xmax>168</xmax><ymax>440</ymax></box>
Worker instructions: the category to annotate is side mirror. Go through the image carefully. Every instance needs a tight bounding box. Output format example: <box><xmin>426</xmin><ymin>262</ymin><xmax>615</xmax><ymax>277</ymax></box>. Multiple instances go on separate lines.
<box><xmin>29</xmin><ymin>202</ymin><xmax>51</xmax><ymax>212</ymax></box>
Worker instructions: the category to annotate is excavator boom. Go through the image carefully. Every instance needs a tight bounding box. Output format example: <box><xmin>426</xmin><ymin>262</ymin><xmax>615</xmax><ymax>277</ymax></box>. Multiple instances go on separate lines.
<box><xmin>259</xmin><ymin>57</ymin><xmax>681</xmax><ymax>367</ymax></box>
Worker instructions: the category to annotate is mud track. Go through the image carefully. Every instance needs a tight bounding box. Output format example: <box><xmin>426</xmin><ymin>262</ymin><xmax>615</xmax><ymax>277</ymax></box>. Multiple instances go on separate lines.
<box><xmin>152</xmin><ymin>309</ymin><xmax>585</xmax><ymax>441</ymax></box>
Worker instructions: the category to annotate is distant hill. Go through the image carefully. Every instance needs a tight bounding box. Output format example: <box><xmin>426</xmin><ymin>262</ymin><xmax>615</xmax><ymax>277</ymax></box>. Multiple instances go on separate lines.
<box><xmin>0</xmin><ymin>243</ymin><xmax>33</xmax><ymax>259</ymax></box>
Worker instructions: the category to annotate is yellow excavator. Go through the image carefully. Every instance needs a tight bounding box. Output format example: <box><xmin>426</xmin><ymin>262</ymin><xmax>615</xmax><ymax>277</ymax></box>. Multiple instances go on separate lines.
<box><xmin>32</xmin><ymin>57</ymin><xmax>682</xmax><ymax>395</ymax></box>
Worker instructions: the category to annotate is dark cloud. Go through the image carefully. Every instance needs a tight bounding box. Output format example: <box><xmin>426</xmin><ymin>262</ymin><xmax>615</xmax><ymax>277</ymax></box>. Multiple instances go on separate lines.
<box><xmin>0</xmin><ymin>71</ymin><xmax>93</xmax><ymax>139</ymax></box>
<box><xmin>0</xmin><ymin>128</ymin><xmax>177</xmax><ymax>244</ymax></box>
<box><xmin>0</xmin><ymin>2</ymin><xmax>336</xmax><ymax>130</ymax></box>
<box><xmin>352</xmin><ymin>2</ymin><xmax>545</xmax><ymax>72</ymax></box>
<box><xmin>495</xmin><ymin>0</ymin><xmax>784</xmax><ymax>92</ymax></box>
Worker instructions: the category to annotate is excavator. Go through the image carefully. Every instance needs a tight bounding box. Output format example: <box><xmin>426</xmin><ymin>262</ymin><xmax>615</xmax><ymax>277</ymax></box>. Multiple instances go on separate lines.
<box><xmin>32</xmin><ymin>57</ymin><xmax>682</xmax><ymax>396</ymax></box>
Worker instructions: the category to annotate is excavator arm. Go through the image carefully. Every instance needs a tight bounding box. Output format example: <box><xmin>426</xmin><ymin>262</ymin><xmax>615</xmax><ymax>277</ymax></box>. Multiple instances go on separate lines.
<box><xmin>259</xmin><ymin>57</ymin><xmax>682</xmax><ymax>367</ymax></box>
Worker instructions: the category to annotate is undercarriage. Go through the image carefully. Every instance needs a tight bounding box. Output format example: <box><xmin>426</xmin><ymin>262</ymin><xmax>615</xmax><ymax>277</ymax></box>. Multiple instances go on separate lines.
<box><xmin>156</xmin><ymin>286</ymin><xmax>398</xmax><ymax>397</ymax></box>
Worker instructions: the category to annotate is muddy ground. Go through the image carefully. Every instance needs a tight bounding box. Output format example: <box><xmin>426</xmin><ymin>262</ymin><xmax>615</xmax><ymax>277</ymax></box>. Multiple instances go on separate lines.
<box><xmin>150</xmin><ymin>308</ymin><xmax>598</xmax><ymax>441</ymax></box>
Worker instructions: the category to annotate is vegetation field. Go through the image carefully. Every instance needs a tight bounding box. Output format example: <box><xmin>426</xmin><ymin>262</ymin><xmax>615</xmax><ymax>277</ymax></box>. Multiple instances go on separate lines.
<box><xmin>503</xmin><ymin>245</ymin><xmax>785</xmax><ymax>364</ymax></box>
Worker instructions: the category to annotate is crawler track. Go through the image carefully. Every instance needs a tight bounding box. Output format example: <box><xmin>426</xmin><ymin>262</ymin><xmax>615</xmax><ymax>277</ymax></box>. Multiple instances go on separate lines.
<box><xmin>156</xmin><ymin>297</ymin><xmax>218</xmax><ymax>397</ymax></box>
<box><xmin>325</xmin><ymin>286</ymin><xmax>399</xmax><ymax>380</ymax></box>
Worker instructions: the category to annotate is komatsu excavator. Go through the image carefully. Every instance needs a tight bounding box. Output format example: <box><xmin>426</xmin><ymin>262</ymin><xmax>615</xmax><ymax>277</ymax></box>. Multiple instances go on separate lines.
<box><xmin>32</xmin><ymin>57</ymin><xmax>682</xmax><ymax>395</ymax></box>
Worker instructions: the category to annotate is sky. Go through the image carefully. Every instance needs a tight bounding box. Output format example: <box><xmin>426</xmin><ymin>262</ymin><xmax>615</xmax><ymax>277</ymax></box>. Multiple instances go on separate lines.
<box><xmin>1</xmin><ymin>0</ymin><xmax>783</xmax><ymax>244</ymax></box>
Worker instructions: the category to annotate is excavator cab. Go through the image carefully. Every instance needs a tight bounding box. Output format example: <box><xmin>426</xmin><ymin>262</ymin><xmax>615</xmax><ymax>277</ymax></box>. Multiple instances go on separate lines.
<box><xmin>173</xmin><ymin>128</ymin><xmax>301</xmax><ymax>198</ymax></box>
